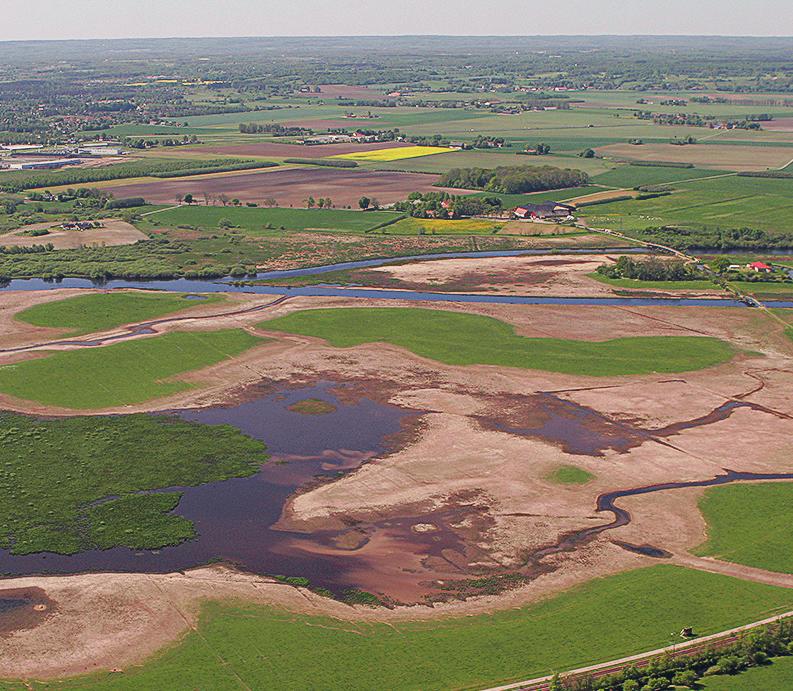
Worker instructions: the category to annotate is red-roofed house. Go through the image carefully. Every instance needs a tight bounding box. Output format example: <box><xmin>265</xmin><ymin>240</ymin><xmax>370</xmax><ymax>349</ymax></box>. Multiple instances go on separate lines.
<box><xmin>747</xmin><ymin>261</ymin><xmax>772</xmax><ymax>273</ymax></box>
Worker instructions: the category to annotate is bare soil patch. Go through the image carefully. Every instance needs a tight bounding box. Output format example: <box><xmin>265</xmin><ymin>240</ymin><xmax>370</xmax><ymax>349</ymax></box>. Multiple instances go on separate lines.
<box><xmin>105</xmin><ymin>168</ymin><xmax>448</xmax><ymax>207</ymax></box>
<box><xmin>597</xmin><ymin>142</ymin><xmax>793</xmax><ymax>171</ymax></box>
<box><xmin>196</xmin><ymin>140</ymin><xmax>410</xmax><ymax>158</ymax></box>
<box><xmin>0</xmin><ymin>220</ymin><xmax>146</xmax><ymax>249</ymax></box>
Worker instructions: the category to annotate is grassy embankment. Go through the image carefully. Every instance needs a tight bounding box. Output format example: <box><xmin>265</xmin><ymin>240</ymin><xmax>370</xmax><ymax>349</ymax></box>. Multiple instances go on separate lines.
<box><xmin>0</xmin><ymin>412</ymin><xmax>267</xmax><ymax>555</ymax></box>
<box><xmin>694</xmin><ymin>483</ymin><xmax>793</xmax><ymax>574</ymax></box>
<box><xmin>11</xmin><ymin>566</ymin><xmax>793</xmax><ymax>690</ymax></box>
<box><xmin>15</xmin><ymin>292</ymin><xmax>225</xmax><ymax>336</ymax></box>
<box><xmin>0</xmin><ymin>329</ymin><xmax>262</xmax><ymax>409</ymax></box>
<box><xmin>261</xmin><ymin>307</ymin><xmax>735</xmax><ymax>376</ymax></box>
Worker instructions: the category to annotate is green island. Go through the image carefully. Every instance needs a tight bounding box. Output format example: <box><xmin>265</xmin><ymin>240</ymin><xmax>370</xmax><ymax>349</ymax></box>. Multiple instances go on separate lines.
<box><xmin>8</xmin><ymin>565</ymin><xmax>792</xmax><ymax>690</ymax></box>
<box><xmin>0</xmin><ymin>412</ymin><xmax>267</xmax><ymax>555</ymax></box>
<box><xmin>15</xmin><ymin>291</ymin><xmax>225</xmax><ymax>336</ymax></box>
<box><xmin>0</xmin><ymin>329</ymin><xmax>263</xmax><ymax>409</ymax></box>
<box><xmin>694</xmin><ymin>482</ymin><xmax>793</xmax><ymax>574</ymax></box>
<box><xmin>261</xmin><ymin>307</ymin><xmax>735</xmax><ymax>376</ymax></box>
<box><xmin>547</xmin><ymin>465</ymin><xmax>594</xmax><ymax>485</ymax></box>
<box><xmin>286</xmin><ymin>398</ymin><xmax>337</xmax><ymax>415</ymax></box>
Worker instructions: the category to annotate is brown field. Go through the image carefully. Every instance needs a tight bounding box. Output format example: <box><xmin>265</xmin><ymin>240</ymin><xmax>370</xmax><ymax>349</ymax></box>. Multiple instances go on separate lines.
<box><xmin>193</xmin><ymin>140</ymin><xmax>411</xmax><ymax>158</ymax></box>
<box><xmin>596</xmin><ymin>142</ymin><xmax>793</xmax><ymax>171</ymax></box>
<box><xmin>104</xmin><ymin>168</ymin><xmax>450</xmax><ymax>206</ymax></box>
<box><xmin>0</xmin><ymin>220</ymin><xmax>146</xmax><ymax>249</ymax></box>
<box><xmin>763</xmin><ymin>117</ymin><xmax>793</xmax><ymax>132</ymax></box>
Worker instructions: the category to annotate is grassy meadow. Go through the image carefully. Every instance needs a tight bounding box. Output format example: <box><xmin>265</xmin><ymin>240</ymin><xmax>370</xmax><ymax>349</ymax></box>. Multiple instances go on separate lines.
<box><xmin>16</xmin><ymin>565</ymin><xmax>793</xmax><ymax>690</ymax></box>
<box><xmin>261</xmin><ymin>307</ymin><xmax>735</xmax><ymax>376</ymax></box>
<box><xmin>142</xmin><ymin>205</ymin><xmax>403</xmax><ymax>233</ymax></box>
<box><xmin>547</xmin><ymin>465</ymin><xmax>595</xmax><ymax>485</ymax></box>
<box><xmin>15</xmin><ymin>292</ymin><xmax>224</xmax><ymax>336</ymax></box>
<box><xmin>695</xmin><ymin>482</ymin><xmax>793</xmax><ymax>573</ymax></box>
<box><xmin>583</xmin><ymin>174</ymin><xmax>793</xmax><ymax>234</ymax></box>
<box><xmin>0</xmin><ymin>412</ymin><xmax>267</xmax><ymax>555</ymax></box>
<box><xmin>0</xmin><ymin>329</ymin><xmax>262</xmax><ymax>409</ymax></box>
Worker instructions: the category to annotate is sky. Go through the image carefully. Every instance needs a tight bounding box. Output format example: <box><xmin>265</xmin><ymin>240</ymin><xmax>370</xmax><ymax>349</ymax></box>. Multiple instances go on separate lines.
<box><xmin>2</xmin><ymin>0</ymin><xmax>793</xmax><ymax>41</ymax></box>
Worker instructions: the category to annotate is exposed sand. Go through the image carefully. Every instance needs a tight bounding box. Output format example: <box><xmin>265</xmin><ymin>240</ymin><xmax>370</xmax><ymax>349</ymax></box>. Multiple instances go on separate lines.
<box><xmin>0</xmin><ymin>220</ymin><xmax>147</xmax><ymax>249</ymax></box>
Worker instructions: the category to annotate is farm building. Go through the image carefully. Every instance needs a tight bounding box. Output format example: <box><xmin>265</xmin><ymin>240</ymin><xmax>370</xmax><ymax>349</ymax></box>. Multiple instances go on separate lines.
<box><xmin>513</xmin><ymin>202</ymin><xmax>576</xmax><ymax>220</ymax></box>
<box><xmin>747</xmin><ymin>261</ymin><xmax>773</xmax><ymax>273</ymax></box>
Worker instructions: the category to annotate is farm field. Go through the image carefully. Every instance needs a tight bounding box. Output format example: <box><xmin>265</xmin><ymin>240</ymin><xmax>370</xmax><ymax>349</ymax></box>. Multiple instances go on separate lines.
<box><xmin>590</xmin><ymin>165</ymin><xmax>733</xmax><ymax>188</ymax></box>
<box><xmin>141</xmin><ymin>205</ymin><xmax>402</xmax><ymax>233</ymax></box>
<box><xmin>331</xmin><ymin>145</ymin><xmax>452</xmax><ymax>161</ymax></box>
<box><xmin>14</xmin><ymin>291</ymin><xmax>225</xmax><ymax>336</ymax></box>
<box><xmin>596</xmin><ymin>142</ymin><xmax>793</xmax><ymax>171</ymax></box>
<box><xmin>11</xmin><ymin>566</ymin><xmax>793</xmax><ymax>690</ymax></box>
<box><xmin>694</xmin><ymin>483</ymin><xmax>793</xmax><ymax>573</ymax></box>
<box><xmin>100</xmin><ymin>168</ymin><xmax>450</xmax><ymax>207</ymax></box>
<box><xmin>0</xmin><ymin>329</ymin><xmax>262</xmax><ymax>409</ymax></box>
<box><xmin>373</xmin><ymin>217</ymin><xmax>504</xmax><ymax>235</ymax></box>
<box><xmin>583</xmin><ymin>174</ymin><xmax>793</xmax><ymax>234</ymax></box>
<box><xmin>261</xmin><ymin>307</ymin><xmax>735</xmax><ymax>375</ymax></box>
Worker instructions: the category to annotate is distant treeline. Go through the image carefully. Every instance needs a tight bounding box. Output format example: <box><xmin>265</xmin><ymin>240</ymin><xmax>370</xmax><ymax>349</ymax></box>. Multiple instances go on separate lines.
<box><xmin>737</xmin><ymin>171</ymin><xmax>793</xmax><ymax>179</ymax></box>
<box><xmin>0</xmin><ymin>158</ymin><xmax>269</xmax><ymax>192</ymax></box>
<box><xmin>239</xmin><ymin>123</ymin><xmax>311</xmax><ymax>136</ymax></box>
<box><xmin>629</xmin><ymin>161</ymin><xmax>695</xmax><ymax>169</ymax></box>
<box><xmin>638</xmin><ymin>225</ymin><xmax>793</xmax><ymax>251</ymax></box>
<box><xmin>438</xmin><ymin>165</ymin><xmax>589</xmax><ymax>194</ymax></box>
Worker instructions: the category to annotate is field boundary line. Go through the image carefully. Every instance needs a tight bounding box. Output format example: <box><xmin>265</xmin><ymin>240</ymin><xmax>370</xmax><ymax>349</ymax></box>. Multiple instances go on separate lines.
<box><xmin>480</xmin><ymin>609</ymin><xmax>793</xmax><ymax>691</ymax></box>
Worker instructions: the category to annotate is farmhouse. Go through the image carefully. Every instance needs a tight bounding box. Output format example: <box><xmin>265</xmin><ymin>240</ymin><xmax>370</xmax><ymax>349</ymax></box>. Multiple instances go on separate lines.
<box><xmin>747</xmin><ymin>261</ymin><xmax>772</xmax><ymax>273</ymax></box>
<box><xmin>513</xmin><ymin>202</ymin><xmax>576</xmax><ymax>220</ymax></box>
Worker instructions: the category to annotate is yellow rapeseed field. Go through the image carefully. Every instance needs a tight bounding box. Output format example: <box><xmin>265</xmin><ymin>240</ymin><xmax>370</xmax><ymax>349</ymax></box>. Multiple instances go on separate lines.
<box><xmin>330</xmin><ymin>145</ymin><xmax>453</xmax><ymax>162</ymax></box>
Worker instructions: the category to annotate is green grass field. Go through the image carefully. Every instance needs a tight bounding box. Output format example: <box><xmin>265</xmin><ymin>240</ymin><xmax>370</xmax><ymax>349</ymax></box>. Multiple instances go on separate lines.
<box><xmin>588</xmin><ymin>272</ymin><xmax>720</xmax><ymax>292</ymax></box>
<box><xmin>584</xmin><ymin>174</ymin><xmax>793</xmax><ymax>234</ymax></box>
<box><xmin>701</xmin><ymin>656</ymin><xmax>793</xmax><ymax>689</ymax></box>
<box><xmin>546</xmin><ymin>465</ymin><xmax>594</xmax><ymax>484</ymax></box>
<box><xmin>0</xmin><ymin>412</ymin><xmax>267</xmax><ymax>555</ymax></box>
<box><xmin>144</xmin><ymin>205</ymin><xmax>403</xmax><ymax>233</ymax></box>
<box><xmin>19</xmin><ymin>565</ymin><xmax>793</xmax><ymax>690</ymax></box>
<box><xmin>591</xmin><ymin>165</ymin><xmax>732</xmax><ymax>188</ymax></box>
<box><xmin>15</xmin><ymin>292</ymin><xmax>224</xmax><ymax>336</ymax></box>
<box><xmin>261</xmin><ymin>307</ymin><xmax>735</xmax><ymax>376</ymax></box>
<box><xmin>694</xmin><ymin>482</ymin><xmax>793</xmax><ymax>573</ymax></box>
<box><xmin>0</xmin><ymin>329</ymin><xmax>262</xmax><ymax>409</ymax></box>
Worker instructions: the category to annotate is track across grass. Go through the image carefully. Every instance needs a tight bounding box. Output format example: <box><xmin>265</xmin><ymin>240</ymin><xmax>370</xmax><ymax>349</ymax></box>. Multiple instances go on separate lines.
<box><xmin>261</xmin><ymin>307</ymin><xmax>735</xmax><ymax>376</ymax></box>
<box><xmin>15</xmin><ymin>292</ymin><xmax>225</xmax><ymax>336</ymax></box>
<box><xmin>0</xmin><ymin>329</ymin><xmax>263</xmax><ymax>409</ymax></box>
<box><xmin>25</xmin><ymin>566</ymin><xmax>793</xmax><ymax>690</ymax></box>
<box><xmin>694</xmin><ymin>482</ymin><xmax>793</xmax><ymax>574</ymax></box>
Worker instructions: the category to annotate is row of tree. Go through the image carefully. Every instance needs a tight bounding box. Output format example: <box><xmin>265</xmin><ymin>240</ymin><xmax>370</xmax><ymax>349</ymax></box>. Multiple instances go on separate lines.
<box><xmin>439</xmin><ymin>165</ymin><xmax>589</xmax><ymax>194</ymax></box>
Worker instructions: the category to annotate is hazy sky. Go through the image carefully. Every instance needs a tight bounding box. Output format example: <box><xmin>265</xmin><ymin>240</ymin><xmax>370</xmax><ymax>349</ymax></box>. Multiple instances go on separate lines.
<box><xmin>3</xmin><ymin>0</ymin><xmax>793</xmax><ymax>41</ymax></box>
